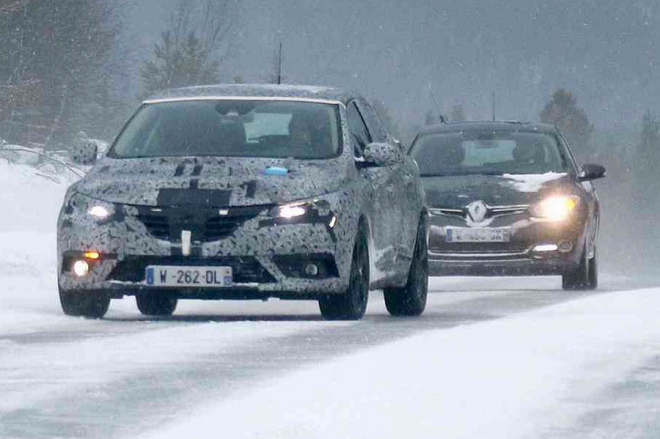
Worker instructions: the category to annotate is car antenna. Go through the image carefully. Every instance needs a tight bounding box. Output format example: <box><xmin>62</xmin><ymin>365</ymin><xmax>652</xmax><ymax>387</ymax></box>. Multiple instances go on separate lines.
<box><xmin>492</xmin><ymin>92</ymin><xmax>496</xmax><ymax>121</ymax></box>
<box><xmin>427</xmin><ymin>84</ymin><xmax>445</xmax><ymax>124</ymax></box>
<box><xmin>277</xmin><ymin>43</ymin><xmax>283</xmax><ymax>85</ymax></box>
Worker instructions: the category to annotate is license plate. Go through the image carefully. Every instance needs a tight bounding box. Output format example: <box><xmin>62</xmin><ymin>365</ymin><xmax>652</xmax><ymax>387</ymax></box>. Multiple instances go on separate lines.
<box><xmin>446</xmin><ymin>227</ymin><xmax>511</xmax><ymax>243</ymax></box>
<box><xmin>145</xmin><ymin>266</ymin><xmax>232</xmax><ymax>287</ymax></box>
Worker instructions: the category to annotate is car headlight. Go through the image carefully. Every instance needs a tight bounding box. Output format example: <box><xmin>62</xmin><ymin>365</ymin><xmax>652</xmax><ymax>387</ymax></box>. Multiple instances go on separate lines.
<box><xmin>67</xmin><ymin>192</ymin><xmax>116</xmax><ymax>221</ymax></box>
<box><xmin>88</xmin><ymin>205</ymin><xmax>111</xmax><ymax>219</ymax></box>
<box><xmin>531</xmin><ymin>195</ymin><xmax>579</xmax><ymax>221</ymax></box>
<box><xmin>273</xmin><ymin>201</ymin><xmax>313</xmax><ymax>219</ymax></box>
<box><xmin>269</xmin><ymin>198</ymin><xmax>336</xmax><ymax>227</ymax></box>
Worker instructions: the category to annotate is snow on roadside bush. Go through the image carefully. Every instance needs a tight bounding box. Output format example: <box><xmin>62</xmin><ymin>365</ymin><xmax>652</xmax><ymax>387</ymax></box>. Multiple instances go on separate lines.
<box><xmin>0</xmin><ymin>153</ymin><xmax>77</xmax><ymax>232</ymax></box>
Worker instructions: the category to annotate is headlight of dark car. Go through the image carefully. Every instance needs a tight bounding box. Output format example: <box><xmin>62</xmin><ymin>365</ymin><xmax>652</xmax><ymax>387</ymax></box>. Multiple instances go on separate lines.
<box><xmin>531</xmin><ymin>195</ymin><xmax>580</xmax><ymax>221</ymax></box>
<box><xmin>65</xmin><ymin>192</ymin><xmax>117</xmax><ymax>222</ymax></box>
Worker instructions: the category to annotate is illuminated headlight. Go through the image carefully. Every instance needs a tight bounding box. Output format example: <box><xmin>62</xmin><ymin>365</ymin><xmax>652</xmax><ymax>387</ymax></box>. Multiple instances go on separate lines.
<box><xmin>275</xmin><ymin>202</ymin><xmax>311</xmax><ymax>219</ymax></box>
<box><xmin>532</xmin><ymin>196</ymin><xmax>579</xmax><ymax>221</ymax></box>
<box><xmin>88</xmin><ymin>205</ymin><xmax>111</xmax><ymax>219</ymax></box>
<box><xmin>67</xmin><ymin>193</ymin><xmax>115</xmax><ymax>220</ymax></box>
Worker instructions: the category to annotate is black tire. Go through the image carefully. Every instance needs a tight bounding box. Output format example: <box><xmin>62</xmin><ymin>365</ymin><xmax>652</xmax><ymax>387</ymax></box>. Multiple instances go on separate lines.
<box><xmin>384</xmin><ymin>217</ymin><xmax>429</xmax><ymax>317</ymax></box>
<box><xmin>562</xmin><ymin>244</ymin><xmax>597</xmax><ymax>291</ymax></box>
<box><xmin>59</xmin><ymin>288</ymin><xmax>110</xmax><ymax>319</ymax></box>
<box><xmin>587</xmin><ymin>248</ymin><xmax>598</xmax><ymax>290</ymax></box>
<box><xmin>136</xmin><ymin>293</ymin><xmax>178</xmax><ymax>316</ymax></box>
<box><xmin>319</xmin><ymin>226</ymin><xmax>369</xmax><ymax>320</ymax></box>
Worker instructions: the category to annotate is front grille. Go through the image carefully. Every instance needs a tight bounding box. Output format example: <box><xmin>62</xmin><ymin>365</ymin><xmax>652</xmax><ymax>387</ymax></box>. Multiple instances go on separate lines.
<box><xmin>429</xmin><ymin>205</ymin><xmax>528</xmax><ymax>222</ymax></box>
<box><xmin>206</xmin><ymin>214</ymin><xmax>258</xmax><ymax>241</ymax></box>
<box><xmin>109</xmin><ymin>256</ymin><xmax>276</xmax><ymax>284</ymax></box>
<box><xmin>138</xmin><ymin>214</ymin><xmax>170</xmax><ymax>240</ymax></box>
<box><xmin>132</xmin><ymin>205</ymin><xmax>270</xmax><ymax>243</ymax></box>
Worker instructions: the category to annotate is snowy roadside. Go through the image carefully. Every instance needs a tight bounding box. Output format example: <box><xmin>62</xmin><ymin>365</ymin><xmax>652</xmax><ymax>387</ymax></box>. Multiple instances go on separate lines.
<box><xmin>140</xmin><ymin>288</ymin><xmax>660</xmax><ymax>439</ymax></box>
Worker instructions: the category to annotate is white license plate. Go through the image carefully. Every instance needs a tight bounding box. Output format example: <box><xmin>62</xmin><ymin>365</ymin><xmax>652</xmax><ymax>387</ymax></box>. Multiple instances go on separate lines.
<box><xmin>446</xmin><ymin>227</ymin><xmax>511</xmax><ymax>243</ymax></box>
<box><xmin>146</xmin><ymin>266</ymin><xmax>232</xmax><ymax>287</ymax></box>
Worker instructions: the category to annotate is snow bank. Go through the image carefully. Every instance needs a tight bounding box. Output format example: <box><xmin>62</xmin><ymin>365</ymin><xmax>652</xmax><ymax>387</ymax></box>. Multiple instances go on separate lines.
<box><xmin>141</xmin><ymin>288</ymin><xmax>660</xmax><ymax>439</ymax></box>
<box><xmin>0</xmin><ymin>160</ymin><xmax>74</xmax><ymax>232</ymax></box>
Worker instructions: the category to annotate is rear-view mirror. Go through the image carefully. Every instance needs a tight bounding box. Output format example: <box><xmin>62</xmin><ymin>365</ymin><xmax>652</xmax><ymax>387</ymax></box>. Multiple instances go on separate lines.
<box><xmin>579</xmin><ymin>163</ymin><xmax>606</xmax><ymax>181</ymax></box>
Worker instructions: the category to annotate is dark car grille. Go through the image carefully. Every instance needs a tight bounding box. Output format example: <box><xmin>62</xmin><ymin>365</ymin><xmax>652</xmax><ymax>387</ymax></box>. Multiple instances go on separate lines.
<box><xmin>133</xmin><ymin>205</ymin><xmax>271</xmax><ymax>243</ymax></box>
<box><xmin>109</xmin><ymin>256</ymin><xmax>276</xmax><ymax>284</ymax></box>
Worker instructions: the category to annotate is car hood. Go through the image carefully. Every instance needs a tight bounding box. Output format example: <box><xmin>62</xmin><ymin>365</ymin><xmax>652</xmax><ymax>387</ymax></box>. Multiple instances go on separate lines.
<box><xmin>76</xmin><ymin>156</ymin><xmax>352</xmax><ymax>207</ymax></box>
<box><xmin>422</xmin><ymin>173</ymin><xmax>574</xmax><ymax>208</ymax></box>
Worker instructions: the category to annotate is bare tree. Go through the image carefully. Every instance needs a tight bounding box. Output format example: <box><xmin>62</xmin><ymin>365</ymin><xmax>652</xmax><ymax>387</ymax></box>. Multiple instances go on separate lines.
<box><xmin>140</xmin><ymin>0</ymin><xmax>237</xmax><ymax>98</ymax></box>
<box><xmin>0</xmin><ymin>0</ymin><xmax>124</xmax><ymax>146</ymax></box>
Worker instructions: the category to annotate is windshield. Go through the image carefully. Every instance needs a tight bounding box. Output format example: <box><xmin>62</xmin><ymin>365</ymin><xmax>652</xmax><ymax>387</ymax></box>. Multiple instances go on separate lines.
<box><xmin>107</xmin><ymin>100</ymin><xmax>342</xmax><ymax>159</ymax></box>
<box><xmin>410</xmin><ymin>131</ymin><xmax>570</xmax><ymax>177</ymax></box>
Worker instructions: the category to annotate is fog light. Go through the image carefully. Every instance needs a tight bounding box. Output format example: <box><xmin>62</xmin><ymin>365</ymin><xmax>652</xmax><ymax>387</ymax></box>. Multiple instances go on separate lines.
<box><xmin>73</xmin><ymin>260</ymin><xmax>90</xmax><ymax>277</ymax></box>
<box><xmin>533</xmin><ymin>244</ymin><xmax>558</xmax><ymax>252</ymax></box>
<box><xmin>305</xmin><ymin>263</ymin><xmax>319</xmax><ymax>277</ymax></box>
<box><xmin>558</xmin><ymin>240</ymin><xmax>573</xmax><ymax>253</ymax></box>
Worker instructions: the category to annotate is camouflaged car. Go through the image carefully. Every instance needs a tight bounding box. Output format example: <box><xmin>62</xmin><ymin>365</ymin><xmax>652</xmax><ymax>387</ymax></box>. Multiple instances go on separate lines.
<box><xmin>58</xmin><ymin>84</ymin><xmax>428</xmax><ymax>319</ymax></box>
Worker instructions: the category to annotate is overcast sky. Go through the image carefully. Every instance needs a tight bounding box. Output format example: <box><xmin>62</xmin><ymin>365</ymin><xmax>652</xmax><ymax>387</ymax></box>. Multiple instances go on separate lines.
<box><xmin>127</xmin><ymin>0</ymin><xmax>660</xmax><ymax>131</ymax></box>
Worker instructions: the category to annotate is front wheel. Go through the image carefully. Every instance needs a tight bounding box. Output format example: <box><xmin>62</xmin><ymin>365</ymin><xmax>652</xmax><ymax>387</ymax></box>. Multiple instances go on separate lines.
<box><xmin>319</xmin><ymin>226</ymin><xmax>369</xmax><ymax>320</ymax></box>
<box><xmin>562</xmin><ymin>244</ymin><xmax>597</xmax><ymax>290</ymax></box>
<box><xmin>59</xmin><ymin>288</ymin><xmax>110</xmax><ymax>319</ymax></box>
<box><xmin>136</xmin><ymin>293</ymin><xmax>178</xmax><ymax>316</ymax></box>
<box><xmin>384</xmin><ymin>217</ymin><xmax>429</xmax><ymax>316</ymax></box>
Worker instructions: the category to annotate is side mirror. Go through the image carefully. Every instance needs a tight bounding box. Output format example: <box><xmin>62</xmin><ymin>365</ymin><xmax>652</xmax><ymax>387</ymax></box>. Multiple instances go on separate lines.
<box><xmin>362</xmin><ymin>142</ymin><xmax>403</xmax><ymax>167</ymax></box>
<box><xmin>579</xmin><ymin>163</ymin><xmax>606</xmax><ymax>181</ymax></box>
<box><xmin>71</xmin><ymin>141</ymin><xmax>98</xmax><ymax>166</ymax></box>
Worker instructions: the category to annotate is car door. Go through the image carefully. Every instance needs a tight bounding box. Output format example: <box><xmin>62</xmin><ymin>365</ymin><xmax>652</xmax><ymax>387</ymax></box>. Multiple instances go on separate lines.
<box><xmin>356</xmin><ymin>99</ymin><xmax>417</xmax><ymax>262</ymax></box>
<box><xmin>347</xmin><ymin>100</ymin><xmax>399</xmax><ymax>282</ymax></box>
<box><xmin>559</xmin><ymin>134</ymin><xmax>599</xmax><ymax>256</ymax></box>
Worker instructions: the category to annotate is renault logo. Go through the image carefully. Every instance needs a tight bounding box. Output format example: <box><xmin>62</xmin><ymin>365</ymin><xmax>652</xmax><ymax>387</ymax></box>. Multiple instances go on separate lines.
<box><xmin>467</xmin><ymin>201</ymin><xmax>488</xmax><ymax>223</ymax></box>
<box><xmin>181</xmin><ymin>230</ymin><xmax>192</xmax><ymax>257</ymax></box>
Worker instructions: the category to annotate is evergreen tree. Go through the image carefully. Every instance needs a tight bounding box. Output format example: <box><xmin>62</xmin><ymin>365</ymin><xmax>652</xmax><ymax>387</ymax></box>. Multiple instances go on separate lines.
<box><xmin>539</xmin><ymin>88</ymin><xmax>594</xmax><ymax>157</ymax></box>
<box><xmin>639</xmin><ymin>109</ymin><xmax>660</xmax><ymax>160</ymax></box>
<box><xmin>139</xmin><ymin>0</ymin><xmax>235</xmax><ymax>99</ymax></box>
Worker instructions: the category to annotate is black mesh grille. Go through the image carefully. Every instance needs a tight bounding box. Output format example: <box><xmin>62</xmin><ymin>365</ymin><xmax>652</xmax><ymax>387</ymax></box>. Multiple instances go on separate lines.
<box><xmin>132</xmin><ymin>205</ymin><xmax>270</xmax><ymax>242</ymax></box>
<box><xmin>109</xmin><ymin>256</ymin><xmax>276</xmax><ymax>284</ymax></box>
<box><xmin>138</xmin><ymin>214</ymin><xmax>170</xmax><ymax>240</ymax></box>
<box><xmin>205</xmin><ymin>215</ymin><xmax>256</xmax><ymax>241</ymax></box>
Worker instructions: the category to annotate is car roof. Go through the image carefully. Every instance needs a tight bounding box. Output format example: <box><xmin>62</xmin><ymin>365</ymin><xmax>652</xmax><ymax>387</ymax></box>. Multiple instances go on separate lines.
<box><xmin>417</xmin><ymin>121</ymin><xmax>559</xmax><ymax>136</ymax></box>
<box><xmin>144</xmin><ymin>84</ymin><xmax>358</xmax><ymax>105</ymax></box>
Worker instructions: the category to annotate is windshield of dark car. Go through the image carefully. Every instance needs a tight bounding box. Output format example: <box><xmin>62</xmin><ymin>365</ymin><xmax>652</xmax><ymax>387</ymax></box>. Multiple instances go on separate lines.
<box><xmin>410</xmin><ymin>131</ymin><xmax>571</xmax><ymax>177</ymax></box>
<box><xmin>107</xmin><ymin>100</ymin><xmax>342</xmax><ymax>159</ymax></box>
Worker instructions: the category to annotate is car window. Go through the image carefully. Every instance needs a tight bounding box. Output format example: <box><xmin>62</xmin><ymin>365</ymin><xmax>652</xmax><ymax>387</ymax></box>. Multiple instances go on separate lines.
<box><xmin>108</xmin><ymin>100</ymin><xmax>342</xmax><ymax>160</ymax></box>
<box><xmin>356</xmin><ymin>99</ymin><xmax>387</xmax><ymax>143</ymax></box>
<box><xmin>410</xmin><ymin>131</ymin><xmax>570</xmax><ymax>177</ymax></box>
<box><xmin>346</xmin><ymin>101</ymin><xmax>372</xmax><ymax>157</ymax></box>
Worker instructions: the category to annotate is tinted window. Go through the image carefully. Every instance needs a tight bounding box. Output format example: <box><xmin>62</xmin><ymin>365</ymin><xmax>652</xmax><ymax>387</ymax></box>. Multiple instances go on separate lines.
<box><xmin>108</xmin><ymin>100</ymin><xmax>342</xmax><ymax>160</ymax></box>
<box><xmin>411</xmin><ymin>131</ymin><xmax>570</xmax><ymax>177</ymax></box>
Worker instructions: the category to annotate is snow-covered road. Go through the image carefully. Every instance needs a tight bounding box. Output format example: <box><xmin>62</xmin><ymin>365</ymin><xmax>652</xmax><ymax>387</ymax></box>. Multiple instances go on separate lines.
<box><xmin>2</xmin><ymin>161</ymin><xmax>659</xmax><ymax>439</ymax></box>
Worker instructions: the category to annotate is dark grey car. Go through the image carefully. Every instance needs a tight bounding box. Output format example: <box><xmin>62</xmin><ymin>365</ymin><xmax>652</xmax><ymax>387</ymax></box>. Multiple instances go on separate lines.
<box><xmin>409</xmin><ymin>121</ymin><xmax>605</xmax><ymax>290</ymax></box>
<box><xmin>58</xmin><ymin>85</ymin><xmax>428</xmax><ymax>319</ymax></box>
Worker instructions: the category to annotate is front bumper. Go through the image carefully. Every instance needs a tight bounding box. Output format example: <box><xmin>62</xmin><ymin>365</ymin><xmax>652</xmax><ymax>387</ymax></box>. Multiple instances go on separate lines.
<box><xmin>57</xmin><ymin>199</ymin><xmax>356</xmax><ymax>299</ymax></box>
<box><xmin>427</xmin><ymin>213</ymin><xmax>587</xmax><ymax>277</ymax></box>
